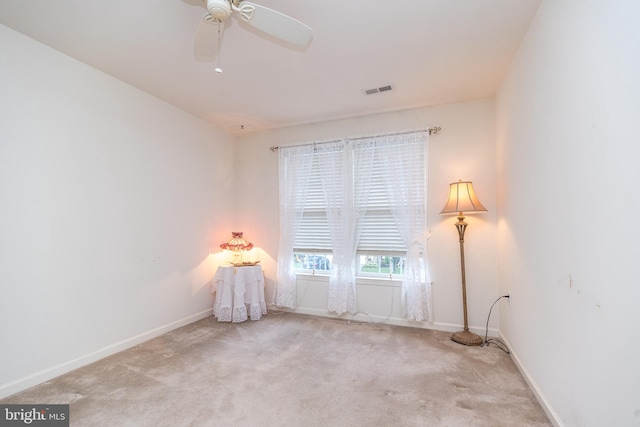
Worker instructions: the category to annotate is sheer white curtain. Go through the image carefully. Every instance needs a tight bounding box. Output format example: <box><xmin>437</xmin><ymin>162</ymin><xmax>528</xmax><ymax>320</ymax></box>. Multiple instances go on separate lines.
<box><xmin>377</xmin><ymin>132</ymin><xmax>433</xmax><ymax>322</ymax></box>
<box><xmin>273</xmin><ymin>145</ymin><xmax>315</xmax><ymax>309</ymax></box>
<box><xmin>275</xmin><ymin>130</ymin><xmax>431</xmax><ymax>320</ymax></box>
<box><xmin>316</xmin><ymin>141</ymin><xmax>375</xmax><ymax>314</ymax></box>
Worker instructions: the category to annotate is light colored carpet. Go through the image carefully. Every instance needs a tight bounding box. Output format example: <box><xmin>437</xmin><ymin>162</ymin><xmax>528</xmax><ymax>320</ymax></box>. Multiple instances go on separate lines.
<box><xmin>2</xmin><ymin>312</ymin><xmax>551</xmax><ymax>426</ymax></box>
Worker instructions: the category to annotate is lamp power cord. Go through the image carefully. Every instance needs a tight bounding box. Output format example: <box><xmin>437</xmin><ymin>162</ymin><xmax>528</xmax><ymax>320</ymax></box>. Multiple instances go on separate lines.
<box><xmin>481</xmin><ymin>295</ymin><xmax>511</xmax><ymax>354</ymax></box>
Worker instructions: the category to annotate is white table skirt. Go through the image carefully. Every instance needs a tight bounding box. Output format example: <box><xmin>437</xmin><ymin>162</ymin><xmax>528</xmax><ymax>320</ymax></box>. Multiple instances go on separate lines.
<box><xmin>211</xmin><ymin>265</ymin><xmax>267</xmax><ymax>322</ymax></box>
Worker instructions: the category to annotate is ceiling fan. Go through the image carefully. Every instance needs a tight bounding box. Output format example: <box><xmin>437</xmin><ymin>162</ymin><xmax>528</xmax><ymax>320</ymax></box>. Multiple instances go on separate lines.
<box><xmin>186</xmin><ymin>0</ymin><xmax>313</xmax><ymax>64</ymax></box>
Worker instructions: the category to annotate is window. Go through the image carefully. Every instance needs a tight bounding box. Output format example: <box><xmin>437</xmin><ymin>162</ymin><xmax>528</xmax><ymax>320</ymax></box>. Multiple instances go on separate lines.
<box><xmin>292</xmin><ymin>134</ymin><xmax>425</xmax><ymax>278</ymax></box>
<box><xmin>295</xmin><ymin>252</ymin><xmax>405</xmax><ymax>278</ymax></box>
<box><xmin>357</xmin><ymin>255</ymin><xmax>404</xmax><ymax>278</ymax></box>
<box><xmin>294</xmin><ymin>253</ymin><xmax>333</xmax><ymax>274</ymax></box>
<box><xmin>276</xmin><ymin>130</ymin><xmax>431</xmax><ymax>319</ymax></box>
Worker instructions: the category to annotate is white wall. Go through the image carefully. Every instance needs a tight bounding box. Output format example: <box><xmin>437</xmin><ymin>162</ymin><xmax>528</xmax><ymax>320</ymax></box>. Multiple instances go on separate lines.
<box><xmin>0</xmin><ymin>25</ymin><xmax>234</xmax><ymax>397</ymax></box>
<box><xmin>496</xmin><ymin>1</ymin><xmax>640</xmax><ymax>425</ymax></box>
<box><xmin>233</xmin><ymin>99</ymin><xmax>500</xmax><ymax>333</ymax></box>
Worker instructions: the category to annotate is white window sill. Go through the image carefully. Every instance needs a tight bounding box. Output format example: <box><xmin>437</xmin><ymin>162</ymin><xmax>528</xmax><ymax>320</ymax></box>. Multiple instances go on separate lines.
<box><xmin>295</xmin><ymin>272</ymin><xmax>402</xmax><ymax>287</ymax></box>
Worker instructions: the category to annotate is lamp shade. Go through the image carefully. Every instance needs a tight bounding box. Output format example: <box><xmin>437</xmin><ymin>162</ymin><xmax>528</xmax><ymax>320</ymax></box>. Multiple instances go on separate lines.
<box><xmin>220</xmin><ymin>232</ymin><xmax>253</xmax><ymax>252</ymax></box>
<box><xmin>441</xmin><ymin>180</ymin><xmax>487</xmax><ymax>214</ymax></box>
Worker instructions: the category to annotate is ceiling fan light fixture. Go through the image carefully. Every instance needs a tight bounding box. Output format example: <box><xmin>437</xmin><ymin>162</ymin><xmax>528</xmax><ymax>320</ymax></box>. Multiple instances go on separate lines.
<box><xmin>206</xmin><ymin>0</ymin><xmax>232</xmax><ymax>21</ymax></box>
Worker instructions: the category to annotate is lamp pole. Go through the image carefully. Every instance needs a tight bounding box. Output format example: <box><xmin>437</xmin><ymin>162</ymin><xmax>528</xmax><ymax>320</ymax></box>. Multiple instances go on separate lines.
<box><xmin>451</xmin><ymin>213</ymin><xmax>483</xmax><ymax>346</ymax></box>
<box><xmin>441</xmin><ymin>180</ymin><xmax>486</xmax><ymax>346</ymax></box>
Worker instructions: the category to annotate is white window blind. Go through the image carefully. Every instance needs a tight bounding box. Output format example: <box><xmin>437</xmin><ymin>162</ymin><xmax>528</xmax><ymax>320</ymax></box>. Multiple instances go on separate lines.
<box><xmin>358</xmin><ymin>142</ymin><xmax>405</xmax><ymax>254</ymax></box>
<box><xmin>294</xmin><ymin>153</ymin><xmax>334</xmax><ymax>252</ymax></box>
<box><xmin>293</xmin><ymin>137</ymin><xmax>425</xmax><ymax>255</ymax></box>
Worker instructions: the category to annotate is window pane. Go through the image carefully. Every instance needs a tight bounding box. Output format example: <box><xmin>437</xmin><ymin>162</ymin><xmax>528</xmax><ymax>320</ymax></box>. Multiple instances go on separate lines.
<box><xmin>358</xmin><ymin>255</ymin><xmax>405</xmax><ymax>277</ymax></box>
<box><xmin>294</xmin><ymin>253</ymin><xmax>332</xmax><ymax>272</ymax></box>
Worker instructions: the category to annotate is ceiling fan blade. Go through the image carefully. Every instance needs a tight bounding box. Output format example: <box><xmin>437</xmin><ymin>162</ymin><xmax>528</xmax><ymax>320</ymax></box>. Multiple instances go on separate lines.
<box><xmin>193</xmin><ymin>14</ymin><xmax>224</xmax><ymax>61</ymax></box>
<box><xmin>236</xmin><ymin>2</ymin><xmax>313</xmax><ymax>46</ymax></box>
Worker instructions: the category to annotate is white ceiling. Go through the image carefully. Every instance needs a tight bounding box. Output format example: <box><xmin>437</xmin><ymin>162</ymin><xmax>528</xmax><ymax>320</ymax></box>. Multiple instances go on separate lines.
<box><xmin>0</xmin><ymin>0</ymin><xmax>541</xmax><ymax>134</ymax></box>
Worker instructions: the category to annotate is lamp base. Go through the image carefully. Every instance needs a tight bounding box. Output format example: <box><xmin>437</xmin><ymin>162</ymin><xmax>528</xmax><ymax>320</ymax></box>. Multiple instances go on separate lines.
<box><xmin>451</xmin><ymin>330</ymin><xmax>483</xmax><ymax>346</ymax></box>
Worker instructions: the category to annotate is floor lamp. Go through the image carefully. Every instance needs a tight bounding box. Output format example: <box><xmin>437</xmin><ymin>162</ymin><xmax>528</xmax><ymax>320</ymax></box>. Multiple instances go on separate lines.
<box><xmin>441</xmin><ymin>180</ymin><xmax>487</xmax><ymax>346</ymax></box>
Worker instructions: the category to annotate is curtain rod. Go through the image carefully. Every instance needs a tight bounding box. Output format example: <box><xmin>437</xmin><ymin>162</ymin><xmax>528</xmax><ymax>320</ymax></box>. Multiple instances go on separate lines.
<box><xmin>269</xmin><ymin>127</ymin><xmax>441</xmax><ymax>152</ymax></box>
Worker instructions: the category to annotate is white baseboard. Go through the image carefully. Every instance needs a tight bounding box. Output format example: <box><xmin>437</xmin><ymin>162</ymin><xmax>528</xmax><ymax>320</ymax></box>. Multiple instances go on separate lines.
<box><xmin>499</xmin><ymin>333</ymin><xmax>564</xmax><ymax>427</ymax></box>
<box><xmin>268</xmin><ymin>304</ymin><xmax>498</xmax><ymax>337</ymax></box>
<box><xmin>0</xmin><ymin>309</ymin><xmax>212</xmax><ymax>399</ymax></box>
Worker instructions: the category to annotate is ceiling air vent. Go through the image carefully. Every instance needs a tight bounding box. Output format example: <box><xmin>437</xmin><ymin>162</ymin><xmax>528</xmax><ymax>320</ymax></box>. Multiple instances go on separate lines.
<box><xmin>363</xmin><ymin>84</ymin><xmax>394</xmax><ymax>96</ymax></box>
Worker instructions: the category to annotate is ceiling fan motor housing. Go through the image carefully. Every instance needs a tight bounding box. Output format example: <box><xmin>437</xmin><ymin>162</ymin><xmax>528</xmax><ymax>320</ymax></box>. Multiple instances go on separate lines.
<box><xmin>206</xmin><ymin>0</ymin><xmax>232</xmax><ymax>20</ymax></box>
